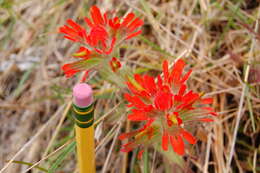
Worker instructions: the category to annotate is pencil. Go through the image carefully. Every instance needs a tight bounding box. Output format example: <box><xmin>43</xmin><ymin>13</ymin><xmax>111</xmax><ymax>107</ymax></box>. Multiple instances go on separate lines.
<box><xmin>73</xmin><ymin>83</ymin><xmax>96</xmax><ymax>173</ymax></box>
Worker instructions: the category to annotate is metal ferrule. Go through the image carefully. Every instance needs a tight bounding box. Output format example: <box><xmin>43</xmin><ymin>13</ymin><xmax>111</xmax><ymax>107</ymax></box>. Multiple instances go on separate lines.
<box><xmin>72</xmin><ymin>103</ymin><xmax>94</xmax><ymax>128</ymax></box>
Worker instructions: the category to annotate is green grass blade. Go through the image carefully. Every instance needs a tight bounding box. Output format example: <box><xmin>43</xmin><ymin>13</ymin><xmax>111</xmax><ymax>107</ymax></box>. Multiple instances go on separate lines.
<box><xmin>227</xmin><ymin>1</ymin><xmax>254</xmax><ymax>24</ymax></box>
<box><xmin>48</xmin><ymin>141</ymin><xmax>76</xmax><ymax>173</ymax></box>
<box><xmin>143</xmin><ymin>149</ymin><xmax>149</xmax><ymax>173</ymax></box>
<box><xmin>246</xmin><ymin>86</ymin><xmax>256</xmax><ymax>132</ymax></box>
<box><xmin>13</xmin><ymin>64</ymin><xmax>36</xmax><ymax>98</ymax></box>
<box><xmin>7</xmin><ymin>160</ymin><xmax>48</xmax><ymax>172</ymax></box>
<box><xmin>138</xmin><ymin>35</ymin><xmax>174</xmax><ymax>58</ymax></box>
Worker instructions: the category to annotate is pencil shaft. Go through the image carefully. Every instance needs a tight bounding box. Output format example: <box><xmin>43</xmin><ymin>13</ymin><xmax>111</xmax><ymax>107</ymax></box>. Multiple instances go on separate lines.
<box><xmin>75</xmin><ymin>125</ymin><xmax>96</xmax><ymax>173</ymax></box>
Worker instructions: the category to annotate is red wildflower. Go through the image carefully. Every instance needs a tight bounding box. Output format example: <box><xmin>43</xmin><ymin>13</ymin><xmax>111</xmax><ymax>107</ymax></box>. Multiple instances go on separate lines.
<box><xmin>59</xmin><ymin>6</ymin><xmax>143</xmax><ymax>77</ymax></box>
<box><xmin>119</xmin><ymin>59</ymin><xmax>216</xmax><ymax>157</ymax></box>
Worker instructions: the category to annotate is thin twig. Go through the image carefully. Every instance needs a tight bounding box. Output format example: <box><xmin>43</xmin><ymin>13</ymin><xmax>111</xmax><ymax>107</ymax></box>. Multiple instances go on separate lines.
<box><xmin>101</xmin><ymin>118</ymin><xmax>123</xmax><ymax>173</ymax></box>
<box><xmin>203</xmin><ymin>132</ymin><xmax>212</xmax><ymax>173</ymax></box>
<box><xmin>121</xmin><ymin>119</ymin><xmax>131</xmax><ymax>173</ymax></box>
<box><xmin>151</xmin><ymin>149</ymin><xmax>157</xmax><ymax>173</ymax></box>
<box><xmin>226</xmin><ymin>7</ymin><xmax>260</xmax><ymax>173</ymax></box>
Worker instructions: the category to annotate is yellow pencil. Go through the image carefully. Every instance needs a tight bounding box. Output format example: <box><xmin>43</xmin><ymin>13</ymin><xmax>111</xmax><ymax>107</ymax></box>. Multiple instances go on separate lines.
<box><xmin>73</xmin><ymin>83</ymin><xmax>96</xmax><ymax>173</ymax></box>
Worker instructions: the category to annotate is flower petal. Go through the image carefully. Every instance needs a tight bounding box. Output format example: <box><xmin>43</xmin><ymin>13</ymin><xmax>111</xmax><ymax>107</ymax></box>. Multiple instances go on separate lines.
<box><xmin>90</xmin><ymin>6</ymin><xmax>104</xmax><ymax>25</ymax></box>
<box><xmin>125</xmin><ymin>30</ymin><xmax>142</xmax><ymax>40</ymax></box>
<box><xmin>199</xmin><ymin>118</ymin><xmax>214</xmax><ymax>122</ymax></box>
<box><xmin>62</xmin><ymin>64</ymin><xmax>80</xmax><ymax>78</ymax></box>
<box><xmin>61</xmin><ymin>60</ymin><xmax>90</xmax><ymax>78</ymax></box>
<box><xmin>210</xmin><ymin>112</ymin><xmax>217</xmax><ymax>116</ymax></box>
<box><xmin>200</xmin><ymin>107</ymin><xmax>214</xmax><ymax>111</ymax></box>
<box><xmin>127</xmin><ymin>18</ymin><xmax>144</xmax><ymax>32</ymax></box>
<box><xmin>170</xmin><ymin>135</ymin><xmax>185</xmax><ymax>155</ymax></box>
<box><xmin>67</xmin><ymin>19</ymin><xmax>83</xmax><ymax>31</ymax></box>
<box><xmin>154</xmin><ymin>92</ymin><xmax>173</xmax><ymax>110</ymax></box>
<box><xmin>162</xmin><ymin>131</ymin><xmax>169</xmax><ymax>151</ymax></box>
<box><xmin>63</xmin><ymin>35</ymin><xmax>77</xmax><ymax>42</ymax></box>
<box><xmin>163</xmin><ymin>60</ymin><xmax>169</xmax><ymax>82</ymax></box>
<box><xmin>170</xmin><ymin>59</ymin><xmax>185</xmax><ymax>84</ymax></box>
<box><xmin>128</xmin><ymin>109</ymin><xmax>149</xmax><ymax>121</ymax></box>
<box><xmin>104</xmin><ymin>37</ymin><xmax>116</xmax><ymax>54</ymax></box>
<box><xmin>181</xmin><ymin>130</ymin><xmax>196</xmax><ymax>144</ymax></box>
<box><xmin>118</xmin><ymin>130</ymin><xmax>140</xmax><ymax>140</ymax></box>
<box><xmin>137</xmin><ymin>149</ymin><xmax>144</xmax><ymax>160</ymax></box>
<box><xmin>124</xmin><ymin>93</ymin><xmax>152</xmax><ymax>111</ymax></box>
<box><xmin>84</xmin><ymin>17</ymin><xmax>93</xmax><ymax>27</ymax></box>
<box><xmin>121</xmin><ymin>142</ymin><xmax>137</xmax><ymax>152</ymax></box>
<box><xmin>121</xmin><ymin>13</ymin><xmax>135</xmax><ymax>27</ymax></box>
<box><xmin>201</xmin><ymin>98</ymin><xmax>213</xmax><ymax>104</ymax></box>
<box><xmin>178</xmin><ymin>84</ymin><xmax>186</xmax><ymax>96</ymax></box>
<box><xmin>143</xmin><ymin>75</ymin><xmax>157</xmax><ymax>96</ymax></box>
<box><xmin>180</xmin><ymin>69</ymin><xmax>192</xmax><ymax>83</ymax></box>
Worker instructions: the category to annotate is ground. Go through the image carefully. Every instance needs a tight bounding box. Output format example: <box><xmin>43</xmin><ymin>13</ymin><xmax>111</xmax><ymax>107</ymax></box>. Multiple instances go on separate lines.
<box><xmin>0</xmin><ymin>0</ymin><xmax>259</xmax><ymax>172</ymax></box>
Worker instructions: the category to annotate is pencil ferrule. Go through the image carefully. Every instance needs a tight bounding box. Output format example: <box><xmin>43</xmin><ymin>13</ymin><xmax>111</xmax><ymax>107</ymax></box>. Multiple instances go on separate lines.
<box><xmin>72</xmin><ymin>104</ymin><xmax>94</xmax><ymax>128</ymax></box>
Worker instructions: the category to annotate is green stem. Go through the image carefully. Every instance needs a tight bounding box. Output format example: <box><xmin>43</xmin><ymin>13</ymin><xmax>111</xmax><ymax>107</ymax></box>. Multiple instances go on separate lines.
<box><xmin>143</xmin><ymin>149</ymin><xmax>149</xmax><ymax>173</ymax></box>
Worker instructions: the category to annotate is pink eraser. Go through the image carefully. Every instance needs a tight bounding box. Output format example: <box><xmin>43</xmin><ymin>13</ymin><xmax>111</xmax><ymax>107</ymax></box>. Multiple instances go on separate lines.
<box><xmin>73</xmin><ymin>83</ymin><xmax>93</xmax><ymax>108</ymax></box>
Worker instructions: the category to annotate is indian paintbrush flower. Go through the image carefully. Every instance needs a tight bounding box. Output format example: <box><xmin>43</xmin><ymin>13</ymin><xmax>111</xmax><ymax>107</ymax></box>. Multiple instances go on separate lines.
<box><xmin>119</xmin><ymin>59</ymin><xmax>216</xmax><ymax>157</ymax></box>
<box><xmin>59</xmin><ymin>6</ymin><xmax>143</xmax><ymax>77</ymax></box>
<box><xmin>109</xmin><ymin>57</ymin><xmax>122</xmax><ymax>72</ymax></box>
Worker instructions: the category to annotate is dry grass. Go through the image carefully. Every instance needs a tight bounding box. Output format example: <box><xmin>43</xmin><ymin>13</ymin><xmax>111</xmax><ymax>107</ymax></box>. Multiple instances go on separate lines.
<box><xmin>0</xmin><ymin>0</ymin><xmax>259</xmax><ymax>172</ymax></box>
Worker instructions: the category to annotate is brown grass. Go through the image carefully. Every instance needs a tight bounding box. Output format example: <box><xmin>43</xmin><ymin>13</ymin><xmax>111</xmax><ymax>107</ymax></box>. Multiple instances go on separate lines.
<box><xmin>0</xmin><ymin>0</ymin><xmax>259</xmax><ymax>172</ymax></box>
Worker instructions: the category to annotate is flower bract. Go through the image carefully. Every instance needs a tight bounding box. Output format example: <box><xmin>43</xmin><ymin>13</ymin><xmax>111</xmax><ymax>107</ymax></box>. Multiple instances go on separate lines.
<box><xmin>59</xmin><ymin>6</ymin><xmax>143</xmax><ymax>77</ymax></box>
<box><xmin>119</xmin><ymin>59</ymin><xmax>216</xmax><ymax>157</ymax></box>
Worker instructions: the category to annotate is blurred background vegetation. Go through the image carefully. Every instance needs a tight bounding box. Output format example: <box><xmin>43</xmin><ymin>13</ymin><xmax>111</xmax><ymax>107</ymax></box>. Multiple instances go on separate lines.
<box><xmin>0</xmin><ymin>0</ymin><xmax>259</xmax><ymax>172</ymax></box>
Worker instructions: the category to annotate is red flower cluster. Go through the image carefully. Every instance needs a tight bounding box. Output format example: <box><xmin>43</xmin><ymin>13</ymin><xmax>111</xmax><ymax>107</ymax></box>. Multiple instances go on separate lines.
<box><xmin>119</xmin><ymin>59</ymin><xmax>216</xmax><ymax>157</ymax></box>
<box><xmin>59</xmin><ymin>6</ymin><xmax>143</xmax><ymax>77</ymax></box>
